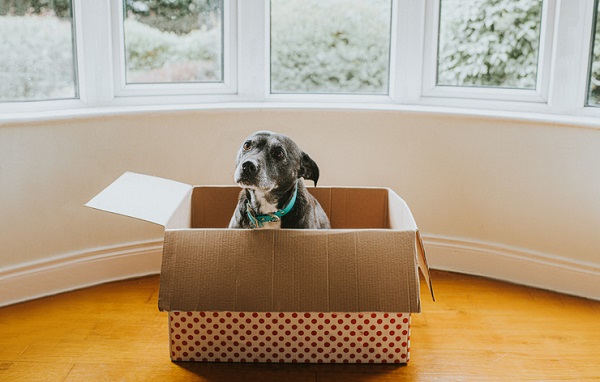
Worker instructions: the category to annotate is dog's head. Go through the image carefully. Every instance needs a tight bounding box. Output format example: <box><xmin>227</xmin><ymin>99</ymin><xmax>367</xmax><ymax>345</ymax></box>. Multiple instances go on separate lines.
<box><xmin>233</xmin><ymin>131</ymin><xmax>320</xmax><ymax>193</ymax></box>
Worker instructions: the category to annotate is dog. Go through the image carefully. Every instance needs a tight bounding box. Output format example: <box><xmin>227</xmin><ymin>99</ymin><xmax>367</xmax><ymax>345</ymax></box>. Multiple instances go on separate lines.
<box><xmin>228</xmin><ymin>131</ymin><xmax>331</xmax><ymax>229</ymax></box>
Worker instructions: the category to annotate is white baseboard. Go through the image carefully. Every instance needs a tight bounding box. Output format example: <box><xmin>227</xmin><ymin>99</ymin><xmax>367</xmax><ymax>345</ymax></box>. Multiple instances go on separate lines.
<box><xmin>1</xmin><ymin>235</ymin><xmax>598</xmax><ymax>308</ymax></box>
<box><xmin>422</xmin><ymin>234</ymin><xmax>600</xmax><ymax>301</ymax></box>
<box><xmin>0</xmin><ymin>240</ymin><xmax>163</xmax><ymax>308</ymax></box>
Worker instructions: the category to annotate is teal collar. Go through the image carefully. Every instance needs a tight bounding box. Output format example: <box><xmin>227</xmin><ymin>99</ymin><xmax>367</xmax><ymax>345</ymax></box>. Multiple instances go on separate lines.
<box><xmin>246</xmin><ymin>181</ymin><xmax>299</xmax><ymax>228</ymax></box>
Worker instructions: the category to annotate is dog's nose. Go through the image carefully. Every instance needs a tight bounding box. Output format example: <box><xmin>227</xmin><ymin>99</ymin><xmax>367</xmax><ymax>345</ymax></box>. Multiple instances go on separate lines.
<box><xmin>242</xmin><ymin>161</ymin><xmax>258</xmax><ymax>175</ymax></box>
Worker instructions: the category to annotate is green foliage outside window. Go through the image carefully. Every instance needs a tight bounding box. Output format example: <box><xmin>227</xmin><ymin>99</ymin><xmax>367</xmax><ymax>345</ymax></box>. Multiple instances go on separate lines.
<box><xmin>0</xmin><ymin>0</ymin><xmax>75</xmax><ymax>101</ymax></box>
<box><xmin>437</xmin><ymin>0</ymin><xmax>543</xmax><ymax>89</ymax></box>
<box><xmin>124</xmin><ymin>0</ymin><xmax>220</xmax><ymax>35</ymax></box>
<box><xmin>0</xmin><ymin>0</ymin><xmax>70</xmax><ymax>18</ymax></box>
<box><xmin>588</xmin><ymin>2</ymin><xmax>600</xmax><ymax>106</ymax></box>
<box><xmin>270</xmin><ymin>0</ymin><xmax>391</xmax><ymax>94</ymax></box>
<box><xmin>122</xmin><ymin>0</ymin><xmax>222</xmax><ymax>83</ymax></box>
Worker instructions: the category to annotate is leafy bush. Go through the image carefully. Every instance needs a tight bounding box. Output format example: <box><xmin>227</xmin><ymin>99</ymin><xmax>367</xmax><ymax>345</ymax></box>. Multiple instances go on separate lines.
<box><xmin>438</xmin><ymin>0</ymin><xmax>542</xmax><ymax>89</ymax></box>
<box><xmin>0</xmin><ymin>0</ymin><xmax>71</xmax><ymax>18</ymax></box>
<box><xmin>589</xmin><ymin>8</ymin><xmax>600</xmax><ymax>105</ymax></box>
<box><xmin>0</xmin><ymin>15</ymin><xmax>76</xmax><ymax>101</ymax></box>
<box><xmin>124</xmin><ymin>18</ymin><xmax>221</xmax><ymax>82</ymax></box>
<box><xmin>125</xmin><ymin>0</ymin><xmax>220</xmax><ymax>34</ymax></box>
<box><xmin>270</xmin><ymin>0</ymin><xmax>391</xmax><ymax>94</ymax></box>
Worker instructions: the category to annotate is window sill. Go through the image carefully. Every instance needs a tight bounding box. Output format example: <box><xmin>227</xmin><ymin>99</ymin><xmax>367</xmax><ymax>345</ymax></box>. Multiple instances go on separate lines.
<box><xmin>1</xmin><ymin>97</ymin><xmax>600</xmax><ymax>131</ymax></box>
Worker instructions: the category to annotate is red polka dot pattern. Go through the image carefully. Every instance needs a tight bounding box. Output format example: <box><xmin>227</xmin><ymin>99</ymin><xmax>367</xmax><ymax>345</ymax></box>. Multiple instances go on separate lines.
<box><xmin>168</xmin><ymin>311</ymin><xmax>410</xmax><ymax>363</ymax></box>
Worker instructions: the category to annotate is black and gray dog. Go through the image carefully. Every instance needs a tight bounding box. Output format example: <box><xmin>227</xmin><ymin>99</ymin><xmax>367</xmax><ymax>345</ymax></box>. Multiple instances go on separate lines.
<box><xmin>228</xmin><ymin>131</ymin><xmax>331</xmax><ymax>229</ymax></box>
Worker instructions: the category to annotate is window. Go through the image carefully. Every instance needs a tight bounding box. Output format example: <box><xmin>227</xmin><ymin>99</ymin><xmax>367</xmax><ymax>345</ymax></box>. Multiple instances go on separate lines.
<box><xmin>2</xmin><ymin>0</ymin><xmax>600</xmax><ymax>122</ymax></box>
<box><xmin>122</xmin><ymin>0</ymin><xmax>223</xmax><ymax>84</ymax></box>
<box><xmin>0</xmin><ymin>0</ymin><xmax>77</xmax><ymax>101</ymax></box>
<box><xmin>587</xmin><ymin>0</ymin><xmax>600</xmax><ymax>107</ymax></box>
<box><xmin>437</xmin><ymin>0</ymin><xmax>543</xmax><ymax>90</ymax></box>
<box><xmin>270</xmin><ymin>0</ymin><xmax>392</xmax><ymax>95</ymax></box>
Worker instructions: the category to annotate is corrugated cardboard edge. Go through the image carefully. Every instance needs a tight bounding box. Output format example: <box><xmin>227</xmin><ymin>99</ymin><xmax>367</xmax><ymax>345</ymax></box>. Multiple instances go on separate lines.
<box><xmin>158</xmin><ymin>229</ymin><xmax>422</xmax><ymax>313</ymax></box>
<box><xmin>416</xmin><ymin>230</ymin><xmax>435</xmax><ymax>302</ymax></box>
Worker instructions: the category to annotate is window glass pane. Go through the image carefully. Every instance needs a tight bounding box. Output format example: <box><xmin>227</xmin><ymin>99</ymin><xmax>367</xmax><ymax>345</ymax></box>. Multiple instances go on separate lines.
<box><xmin>270</xmin><ymin>0</ymin><xmax>392</xmax><ymax>95</ymax></box>
<box><xmin>437</xmin><ymin>0</ymin><xmax>543</xmax><ymax>89</ymax></box>
<box><xmin>0</xmin><ymin>0</ymin><xmax>77</xmax><ymax>102</ymax></box>
<box><xmin>588</xmin><ymin>0</ymin><xmax>600</xmax><ymax>106</ymax></box>
<box><xmin>123</xmin><ymin>0</ymin><xmax>223</xmax><ymax>84</ymax></box>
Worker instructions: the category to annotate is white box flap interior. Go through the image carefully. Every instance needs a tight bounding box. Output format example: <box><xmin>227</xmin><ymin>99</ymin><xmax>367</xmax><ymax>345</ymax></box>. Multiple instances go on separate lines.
<box><xmin>387</xmin><ymin>189</ymin><xmax>434</xmax><ymax>301</ymax></box>
<box><xmin>86</xmin><ymin>172</ymin><xmax>193</xmax><ymax>227</ymax></box>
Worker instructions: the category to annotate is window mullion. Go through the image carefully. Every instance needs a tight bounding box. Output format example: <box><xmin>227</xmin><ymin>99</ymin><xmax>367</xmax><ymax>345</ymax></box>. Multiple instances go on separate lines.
<box><xmin>237</xmin><ymin>0</ymin><xmax>267</xmax><ymax>101</ymax></box>
<box><xmin>76</xmin><ymin>0</ymin><xmax>115</xmax><ymax>106</ymax></box>
<box><xmin>546</xmin><ymin>0</ymin><xmax>594</xmax><ymax>113</ymax></box>
<box><xmin>394</xmin><ymin>0</ymin><xmax>427</xmax><ymax>104</ymax></box>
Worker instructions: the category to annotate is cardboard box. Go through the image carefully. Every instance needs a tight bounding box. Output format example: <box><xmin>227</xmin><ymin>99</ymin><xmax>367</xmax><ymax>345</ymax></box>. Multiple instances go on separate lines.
<box><xmin>87</xmin><ymin>172</ymin><xmax>433</xmax><ymax>364</ymax></box>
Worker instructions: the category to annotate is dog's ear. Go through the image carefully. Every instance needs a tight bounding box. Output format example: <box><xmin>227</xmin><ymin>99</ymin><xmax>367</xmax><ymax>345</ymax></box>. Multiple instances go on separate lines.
<box><xmin>299</xmin><ymin>152</ymin><xmax>320</xmax><ymax>186</ymax></box>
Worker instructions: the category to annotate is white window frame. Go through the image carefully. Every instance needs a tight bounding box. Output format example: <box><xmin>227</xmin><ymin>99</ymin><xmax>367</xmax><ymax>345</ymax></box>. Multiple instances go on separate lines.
<box><xmin>109</xmin><ymin>0</ymin><xmax>237</xmax><ymax>99</ymax></box>
<box><xmin>236</xmin><ymin>0</ymin><xmax>267</xmax><ymax>100</ymax></box>
<box><xmin>546</xmin><ymin>0</ymin><xmax>598</xmax><ymax>117</ymax></box>
<box><xmin>421</xmin><ymin>0</ymin><xmax>557</xmax><ymax>109</ymax></box>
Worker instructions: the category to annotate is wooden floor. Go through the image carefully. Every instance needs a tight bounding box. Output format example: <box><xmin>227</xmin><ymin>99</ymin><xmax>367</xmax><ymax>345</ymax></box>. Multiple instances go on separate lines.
<box><xmin>0</xmin><ymin>271</ymin><xmax>598</xmax><ymax>381</ymax></box>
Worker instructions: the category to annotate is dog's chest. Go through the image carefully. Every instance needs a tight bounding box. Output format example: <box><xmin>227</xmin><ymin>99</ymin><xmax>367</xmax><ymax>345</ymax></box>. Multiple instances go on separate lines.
<box><xmin>257</xmin><ymin>221</ymin><xmax>281</xmax><ymax>229</ymax></box>
<box><xmin>250</xmin><ymin>191</ymin><xmax>281</xmax><ymax>229</ymax></box>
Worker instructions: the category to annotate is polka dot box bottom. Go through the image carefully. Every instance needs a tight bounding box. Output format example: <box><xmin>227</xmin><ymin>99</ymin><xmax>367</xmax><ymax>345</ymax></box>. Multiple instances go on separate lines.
<box><xmin>169</xmin><ymin>311</ymin><xmax>411</xmax><ymax>363</ymax></box>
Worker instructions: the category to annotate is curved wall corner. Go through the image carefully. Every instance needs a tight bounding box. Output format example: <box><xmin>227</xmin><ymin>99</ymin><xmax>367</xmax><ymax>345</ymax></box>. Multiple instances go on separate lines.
<box><xmin>1</xmin><ymin>108</ymin><xmax>599</xmax><ymax>306</ymax></box>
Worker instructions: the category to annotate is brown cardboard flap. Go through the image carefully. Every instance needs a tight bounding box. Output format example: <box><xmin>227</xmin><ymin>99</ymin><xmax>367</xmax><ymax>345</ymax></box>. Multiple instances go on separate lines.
<box><xmin>309</xmin><ymin>188</ymin><xmax>389</xmax><ymax>229</ymax></box>
<box><xmin>191</xmin><ymin>186</ymin><xmax>241</xmax><ymax>228</ymax></box>
<box><xmin>416</xmin><ymin>230</ymin><xmax>435</xmax><ymax>301</ymax></box>
<box><xmin>86</xmin><ymin>172</ymin><xmax>193</xmax><ymax>227</ymax></box>
<box><xmin>159</xmin><ymin>229</ymin><xmax>421</xmax><ymax>313</ymax></box>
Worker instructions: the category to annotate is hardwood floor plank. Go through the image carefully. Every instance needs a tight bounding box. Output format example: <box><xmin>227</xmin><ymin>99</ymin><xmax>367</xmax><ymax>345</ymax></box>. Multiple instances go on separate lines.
<box><xmin>2</xmin><ymin>361</ymin><xmax>74</xmax><ymax>382</ymax></box>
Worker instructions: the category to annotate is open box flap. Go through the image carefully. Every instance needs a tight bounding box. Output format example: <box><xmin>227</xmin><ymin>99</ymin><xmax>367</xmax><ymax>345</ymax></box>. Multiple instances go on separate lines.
<box><xmin>386</xmin><ymin>189</ymin><xmax>435</xmax><ymax>301</ymax></box>
<box><xmin>86</xmin><ymin>172</ymin><xmax>193</xmax><ymax>227</ymax></box>
<box><xmin>416</xmin><ymin>230</ymin><xmax>435</xmax><ymax>301</ymax></box>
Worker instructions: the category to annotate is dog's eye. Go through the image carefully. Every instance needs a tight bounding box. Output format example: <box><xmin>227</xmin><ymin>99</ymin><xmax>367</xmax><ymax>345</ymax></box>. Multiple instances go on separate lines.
<box><xmin>243</xmin><ymin>141</ymin><xmax>252</xmax><ymax>151</ymax></box>
<box><xmin>272</xmin><ymin>148</ymin><xmax>285</xmax><ymax>160</ymax></box>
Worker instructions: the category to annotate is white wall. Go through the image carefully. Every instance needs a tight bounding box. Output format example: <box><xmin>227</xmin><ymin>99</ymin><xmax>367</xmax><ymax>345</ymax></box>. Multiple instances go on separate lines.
<box><xmin>1</xmin><ymin>108</ymin><xmax>599</xmax><ymax>304</ymax></box>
